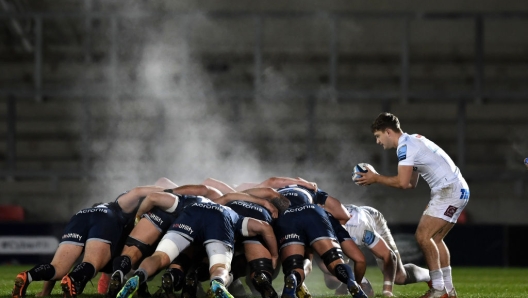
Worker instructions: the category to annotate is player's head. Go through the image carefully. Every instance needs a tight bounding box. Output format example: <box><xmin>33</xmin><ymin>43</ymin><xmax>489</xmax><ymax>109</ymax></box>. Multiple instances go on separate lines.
<box><xmin>371</xmin><ymin>112</ymin><xmax>402</xmax><ymax>149</ymax></box>
<box><xmin>271</xmin><ymin>194</ymin><xmax>290</xmax><ymax>213</ymax></box>
<box><xmin>371</xmin><ymin>112</ymin><xmax>401</xmax><ymax>133</ymax></box>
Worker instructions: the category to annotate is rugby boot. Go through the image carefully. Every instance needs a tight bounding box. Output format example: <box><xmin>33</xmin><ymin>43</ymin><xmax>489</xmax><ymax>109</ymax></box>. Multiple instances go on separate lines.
<box><xmin>61</xmin><ymin>275</ymin><xmax>81</xmax><ymax>298</ymax></box>
<box><xmin>161</xmin><ymin>272</ymin><xmax>177</xmax><ymax>298</ymax></box>
<box><xmin>280</xmin><ymin>273</ymin><xmax>297</xmax><ymax>298</ymax></box>
<box><xmin>12</xmin><ymin>271</ymin><xmax>30</xmax><ymax>298</ymax></box>
<box><xmin>295</xmin><ymin>282</ymin><xmax>311</xmax><ymax>298</ymax></box>
<box><xmin>210</xmin><ymin>280</ymin><xmax>234</xmax><ymax>298</ymax></box>
<box><xmin>228</xmin><ymin>277</ymin><xmax>248</xmax><ymax>298</ymax></box>
<box><xmin>98</xmin><ymin>273</ymin><xmax>111</xmax><ymax>294</ymax></box>
<box><xmin>106</xmin><ymin>271</ymin><xmax>124</xmax><ymax>298</ymax></box>
<box><xmin>137</xmin><ymin>280</ymin><xmax>152</xmax><ymax>298</ymax></box>
<box><xmin>419</xmin><ymin>287</ymin><xmax>448</xmax><ymax>298</ymax></box>
<box><xmin>181</xmin><ymin>272</ymin><xmax>199</xmax><ymax>298</ymax></box>
<box><xmin>347</xmin><ymin>280</ymin><xmax>368</xmax><ymax>298</ymax></box>
<box><xmin>116</xmin><ymin>275</ymin><xmax>140</xmax><ymax>298</ymax></box>
<box><xmin>253</xmin><ymin>272</ymin><xmax>278</xmax><ymax>298</ymax></box>
<box><xmin>448</xmin><ymin>288</ymin><xmax>458</xmax><ymax>298</ymax></box>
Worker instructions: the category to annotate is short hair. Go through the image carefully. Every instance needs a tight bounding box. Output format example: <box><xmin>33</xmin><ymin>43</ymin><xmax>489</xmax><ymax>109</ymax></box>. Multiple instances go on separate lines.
<box><xmin>371</xmin><ymin>112</ymin><xmax>402</xmax><ymax>133</ymax></box>
<box><xmin>271</xmin><ymin>195</ymin><xmax>291</xmax><ymax>214</ymax></box>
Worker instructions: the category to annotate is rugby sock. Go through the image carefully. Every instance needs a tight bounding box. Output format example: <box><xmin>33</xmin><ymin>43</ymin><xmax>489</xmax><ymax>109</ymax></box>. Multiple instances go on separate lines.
<box><xmin>429</xmin><ymin>269</ymin><xmax>444</xmax><ymax>291</ymax></box>
<box><xmin>333</xmin><ymin>263</ymin><xmax>354</xmax><ymax>285</ymax></box>
<box><xmin>112</xmin><ymin>255</ymin><xmax>132</xmax><ymax>274</ymax></box>
<box><xmin>69</xmin><ymin>262</ymin><xmax>96</xmax><ymax>292</ymax></box>
<box><xmin>135</xmin><ymin>268</ymin><xmax>149</xmax><ymax>284</ymax></box>
<box><xmin>28</xmin><ymin>264</ymin><xmax>55</xmax><ymax>281</ymax></box>
<box><xmin>403</xmin><ymin>263</ymin><xmax>431</xmax><ymax>284</ymax></box>
<box><xmin>441</xmin><ymin>266</ymin><xmax>453</xmax><ymax>292</ymax></box>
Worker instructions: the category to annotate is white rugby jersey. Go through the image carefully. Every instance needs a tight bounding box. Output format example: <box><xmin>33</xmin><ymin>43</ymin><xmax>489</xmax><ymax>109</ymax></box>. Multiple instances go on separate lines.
<box><xmin>397</xmin><ymin>133</ymin><xmax>461</xmax><ymax>190</ymax></box>
<box><xmin>343</xmin><ymin>205</ymin><xmax>380</xmax><ymax>248</ymax></box>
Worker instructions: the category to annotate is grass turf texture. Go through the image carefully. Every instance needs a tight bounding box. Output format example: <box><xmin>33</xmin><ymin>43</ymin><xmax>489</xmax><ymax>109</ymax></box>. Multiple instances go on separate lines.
<box><xmin>1</xmin><ymin>265</ymin><xmax>527</xmax><ymax>297</ymax></box>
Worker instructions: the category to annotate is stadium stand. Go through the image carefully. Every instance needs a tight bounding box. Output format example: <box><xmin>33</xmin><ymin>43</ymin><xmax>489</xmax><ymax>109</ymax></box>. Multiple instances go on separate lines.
<box><xmin>0</xmin><ymin>0</ymin><xmax>527</xmax><ymax>223</ymax></box>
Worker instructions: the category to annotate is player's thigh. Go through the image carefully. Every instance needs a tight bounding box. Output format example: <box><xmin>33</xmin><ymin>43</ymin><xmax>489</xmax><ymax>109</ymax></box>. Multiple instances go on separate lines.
<box><xmin>416</xmin><ymin>215</ymin><xmax>451</xmax><ymax>240</ymax></box>
<box><xmin>82</xmin><ymin>239</ymin><xmax>112</xmax><ymax>270</ymax></box>
<box><xmin>129</xmin><ymin>218</ymin><xmax>163</xmax><ymax>244</ymax></box>
<box><xmin>280</xmin><ymin>244</ymin><xmax>305</xmax><ymax>261</ymax></box>
<box><xmin>432</xmin><ymin>222</ymin><xmax>455</xmax><ymax>243</ymax></box>
<box><xmin>50</xmin><ymin>244</ymin><xmax>84</xmax><ymax>277</ymax></box>
<box><xmin>244</xmin><ymin>243</ymin><xmax>271</xmax><ymax>261</ymax></box>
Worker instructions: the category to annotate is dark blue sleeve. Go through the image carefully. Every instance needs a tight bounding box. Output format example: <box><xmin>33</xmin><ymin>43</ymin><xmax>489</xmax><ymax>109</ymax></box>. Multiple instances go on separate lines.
<box><xmin>314</xmin><ymin>188</ymin><xmax>329</xmax><ymax>205</ymax></box>
<box><xmin>326</xmin><ymin>211</ymin><xmax>349</xmax><ymax>242</ymax></box>
<box><xmin>235</xmin><ymin>215</ymin><xmax>246</xmax><ymax>236</ymax></box>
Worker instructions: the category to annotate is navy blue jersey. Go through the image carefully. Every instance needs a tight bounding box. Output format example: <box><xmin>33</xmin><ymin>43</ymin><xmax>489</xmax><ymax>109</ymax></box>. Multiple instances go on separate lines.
<box><xmin>326</xmin><ymin>211</ymin><xmax>350</xmax><ymax>243</ymax></box>
<box><xmin>274</xmin><ymin>204</ymin><xmax>336</xmax><ymax>250</ymax></box>
<box><xmin>111</xmin><ymin>192</ymin><xmax>146</xmax><ymax>228</ymax></box>
<box><xmin>225</xmin><ymin>200</ymin><xmax>272</xmax><ymax>223</ymax></box>
<box><xmin>167</xmin><ymin>201</ymin><xmax>245</xmax><ymax>248</ymax></box>
<box><xmin>143</xmin><ymin>195</ymin><xmax>211</xmax><ymax>233</ymax></box>
<box><xmin>277</xmin><ymin>185</ymin><xmax>329</xmax><ymax>208</ymax></box>
<box><xmin>226</xmin><ymin>200</ymin><xmax>273</xmax><ymax>246</ymax></box>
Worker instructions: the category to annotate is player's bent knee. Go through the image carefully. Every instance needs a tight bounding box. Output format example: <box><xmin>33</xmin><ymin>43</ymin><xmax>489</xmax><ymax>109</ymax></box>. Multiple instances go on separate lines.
<box><xmin>206</xmin><ymin>241</ymin><xmax>233</xmax><ymax>272</ymax></box>
<box><xmin>156</xmin><ymin>239</ymin><xmax>181</xmax><ymax>261</ymax></box>
<box><xmin>282</xmin><ymin>254</ymin><xmax>304</xmax><ymax>275</ymax></box>
<box><xmin>248</xmin><ymin>258</ymin><xmax>273</xmax><ymax>275</ymax></box>
<box><xmin>125</xmin><ymin>236</ymin><xmax>153</xmax><ymax>259</ymax></box>
<box><xmin>321</xmin><ymin>247</ymin><xmax>344</xmax><ymax>269</ymax></box>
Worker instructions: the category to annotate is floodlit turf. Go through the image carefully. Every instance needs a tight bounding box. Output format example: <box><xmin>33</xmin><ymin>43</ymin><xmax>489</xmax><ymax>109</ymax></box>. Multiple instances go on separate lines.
<box><xmin>1</xmin><ymin>265</ymin><xmax>527</xmax><ymax>297</ymax></box>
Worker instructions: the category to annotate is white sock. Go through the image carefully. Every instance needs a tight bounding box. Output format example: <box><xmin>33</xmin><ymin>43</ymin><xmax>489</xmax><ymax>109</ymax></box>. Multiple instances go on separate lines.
<box><xmin>430</xmin><ymin>269</ymin><xmax>444</xmax><ymax>291</ymax></box>
<box><xmin>441</xmin><ymin>266</ymin><xmax>453</xmax><ymax>292</ymax></box>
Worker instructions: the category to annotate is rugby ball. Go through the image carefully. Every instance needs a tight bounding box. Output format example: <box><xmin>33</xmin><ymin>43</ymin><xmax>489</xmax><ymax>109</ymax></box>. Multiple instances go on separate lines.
<box><xmin>352</xmin><ymin>163</ymin><xmax>374</xmax><ymax>185</ymax></box>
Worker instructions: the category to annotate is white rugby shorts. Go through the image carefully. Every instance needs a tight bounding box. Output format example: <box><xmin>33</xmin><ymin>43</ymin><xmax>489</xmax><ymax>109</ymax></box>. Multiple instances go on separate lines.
<box><xmin>424</xmin><ymin>178</ymin><xmax>469</xmax><ymax>223</ymax></box>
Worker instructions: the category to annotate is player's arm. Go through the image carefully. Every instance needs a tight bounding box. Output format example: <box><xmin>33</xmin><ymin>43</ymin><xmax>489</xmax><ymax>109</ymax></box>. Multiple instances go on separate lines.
<box><xmin>172</xmin><ymin>184</ymin><xmax>223</xmax><ymax>200</ymax></box>
<box><xmin>154</xmin><ymin>177</ymin><xmax>178</xmax><ymax>188</ymax></box>
<box><xmin>255</xmin><ymin>176</ymin><xmax>317</xmax><ymax>191</ymax></box>
<box><xmin>323</xmin><ymin>196</ymin><xmax>351</xmax><ymax>224</ymax></box>
<box><xmin>135</xmin><ymin>191</ymin><xmax>180</xmax><ymax>219</ymax></box>
<box><xmin>202</xmin><ymin>178</ymin><xmax>237</xmax><ymax>194</ymax></box>
<box><xmin>244</xmin><ymin>218</ymin><xmax>279</xmax><ymax>269</ymax></box>
<box><xmin>214</xmin><ymin>192</ymin><xmax>279</xmax><ymax>218</ymax></box>
<box><xmin>234</xmin><ymin>182</ymin><xmax>259</xmax><ymax>191</ymax></box>
<box><xmin>36</xmin><ymin>280</ymin><xmax>56</xmax><ymax>297</ymax></box>
<box><xmin>368</xmin><ymin>239</ymin><xmax>397</xmax><ymax>295</ymax></box>
<box><xmin>356</xmin><ymin>164</ymin><xmax>416</xmax><ymax>189</ymax></box>
<box><xmin>118</xmin><ymin>185</ymin><xmax>165</xmax><ymax>213</ymax></box>
<box><xmin>340</xmin><ymin>240</ymin><xmax>367</xmax><ymax>284</ymax></box>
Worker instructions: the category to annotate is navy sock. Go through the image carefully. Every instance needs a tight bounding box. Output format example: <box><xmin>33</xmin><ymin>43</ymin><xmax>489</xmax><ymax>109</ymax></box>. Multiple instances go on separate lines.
<box><xmin>112</xmin><ymin>255</ymin><xmax>132</xmax><ymax>274</ymax></box>
<box><xmin>69</xmin><ymin>262</ymin><xmax>96</xmax><ymax>293</ymax></box>
<box><xmin>28</xmin><ymin>264</ymin><xmax>56</xmax><ymax>281</ymax></box>
<box><xmin>334</xmin><ymin>263</ymin><xmax>354</xmax><ymax>285</ymax></box>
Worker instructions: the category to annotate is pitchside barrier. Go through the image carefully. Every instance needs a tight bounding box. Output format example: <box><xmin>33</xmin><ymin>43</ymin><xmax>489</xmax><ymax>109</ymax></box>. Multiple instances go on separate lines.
<box><xmin>0</xmin><ymin>223</ymin><xmax>526</xmax><ymax>267</ymax></box>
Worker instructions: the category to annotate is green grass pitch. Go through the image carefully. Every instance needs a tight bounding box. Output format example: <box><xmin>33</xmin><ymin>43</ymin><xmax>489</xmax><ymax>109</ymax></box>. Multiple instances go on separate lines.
<box><xmin>1</xmin><ymin>265</ymin><xmax>527</xmax><ymax>297</ymax></box>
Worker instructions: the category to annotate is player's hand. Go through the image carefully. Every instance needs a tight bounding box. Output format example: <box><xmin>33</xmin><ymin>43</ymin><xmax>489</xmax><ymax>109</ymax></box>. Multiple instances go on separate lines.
<box><xmin>355</xmin><ymin>166</ymin><xmax>378</xmax><ymax>186</ymax></box>
<box><xmin>265</xmin><ymin>201</ymin><xmax>279</xmax><ymax>219</ymax></box>
<box><xmin>271</xmin><ymin>254</ymin><xmax>279</xmax><ymax>269</ymax></box>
